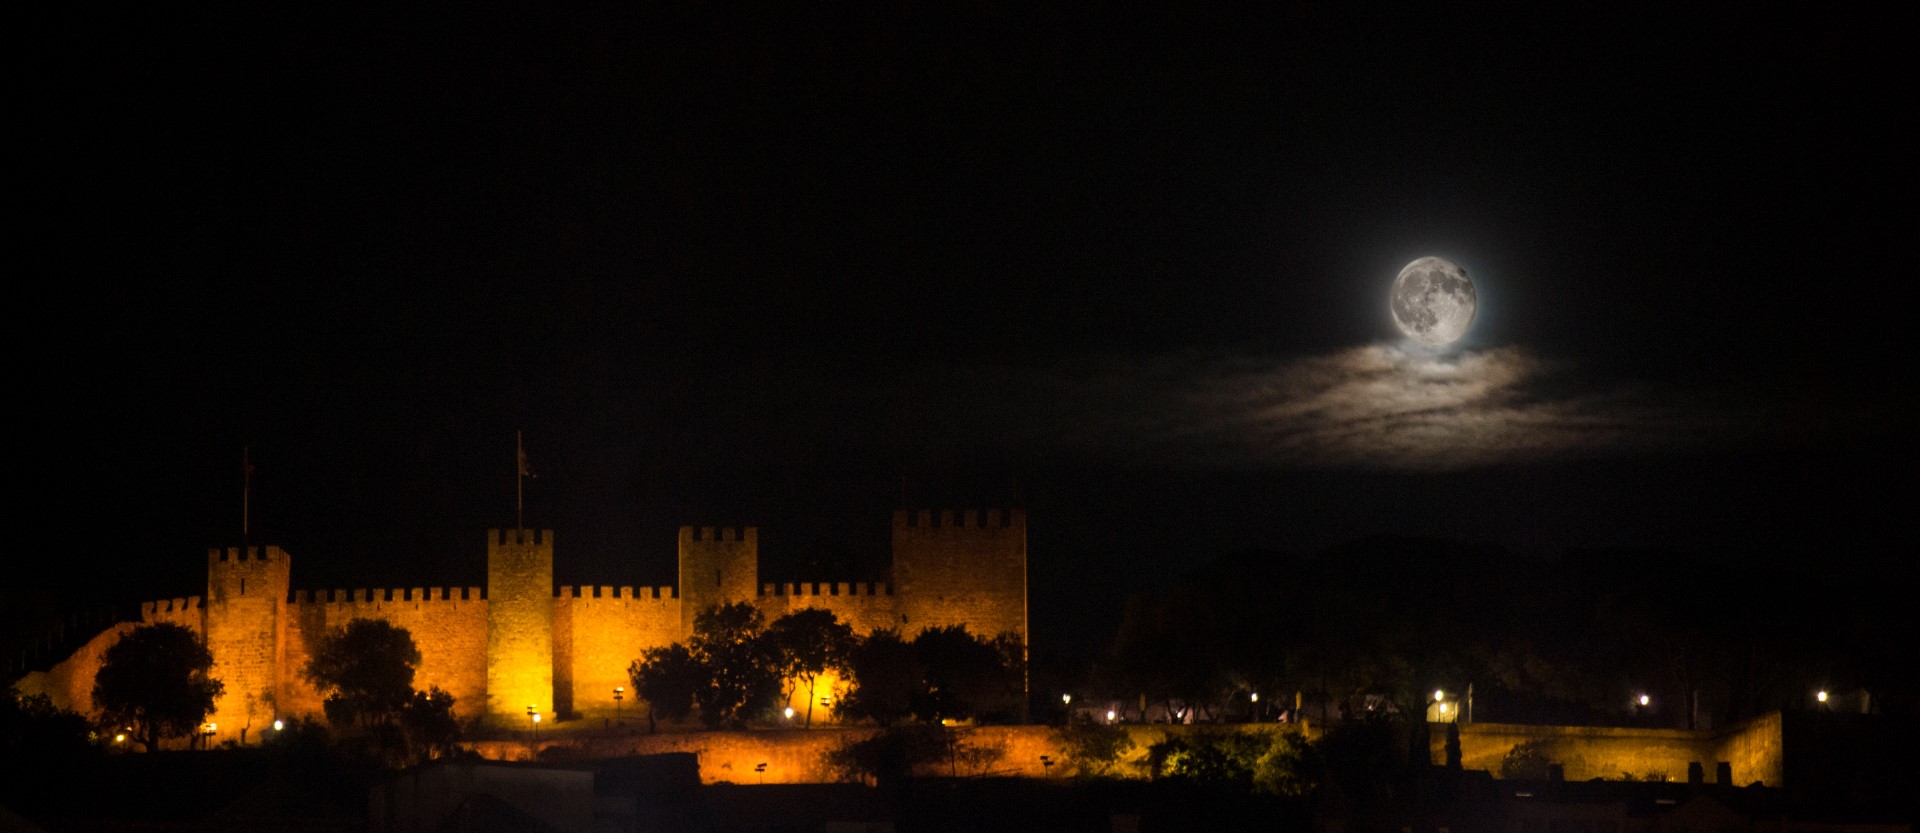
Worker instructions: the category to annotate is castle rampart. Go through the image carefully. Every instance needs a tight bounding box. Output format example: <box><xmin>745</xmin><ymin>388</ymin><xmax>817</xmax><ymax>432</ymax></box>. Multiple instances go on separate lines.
<box><xmin>18</xmin><ymin>509</ymin><xmax>1028</xmax><ymax>738</ymax></box>
<box><xmin>280</xmin><ymin>587</ymin><xmax>490</xmax><ymax>724</ymax></box>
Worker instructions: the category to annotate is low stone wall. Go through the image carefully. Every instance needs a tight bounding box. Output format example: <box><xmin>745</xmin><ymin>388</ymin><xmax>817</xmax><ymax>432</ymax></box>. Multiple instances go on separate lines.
<box><xmin>462</xmin><ymin>714</ymin><xmax>1789</xmax><ymax>788</ymax></box>
<box><xmin>463</xmin><ymin>722</ymin><xmax>1313</xmax><ymax>785</ymax></box>
<box><xmin>1431</xmin><ymin>717</ymin><xmax>1783</xmax><ymax>787</ymax></box>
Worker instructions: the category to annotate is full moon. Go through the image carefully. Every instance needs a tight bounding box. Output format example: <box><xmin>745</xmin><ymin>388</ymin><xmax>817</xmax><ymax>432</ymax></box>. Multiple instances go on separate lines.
<box><xmin>1390</xmin><ymin>256</ymin><xmax>1476</xmax><ymax>347</ymax></box>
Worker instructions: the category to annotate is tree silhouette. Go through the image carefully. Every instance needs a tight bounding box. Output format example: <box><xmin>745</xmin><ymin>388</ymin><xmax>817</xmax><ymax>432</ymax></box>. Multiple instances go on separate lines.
<box><xmin>628</xmin><ymin>643</ymin><xmax>700</xmax><ymax>731</ymax></box>
<box><xmin>688</xmin><ymin>602</ymin><xmax>783</xmax><ymax>728</ymax></box>
<box><xmin>837</xmin><ymin>628</ymin><xmax>920</xmax><ymax>727</ymax></box>
<box><xmin>764</xmin><ymin>608</ymin><xmax>854</xmax><ymax>728</ymax></box>
<box><xmin>302</xmin><ymin>618</ymin><xmax>421</xmax><ymax>730</ymax></box>
<box><xmin>93</xmin><ymin>622</ymin><xmax>223</xmax><ymax>751</ymax></box>
<box><xmin>910</xmin><ymin>626</ymin><xmax>1025</xmax><ymax>725</ymax></box>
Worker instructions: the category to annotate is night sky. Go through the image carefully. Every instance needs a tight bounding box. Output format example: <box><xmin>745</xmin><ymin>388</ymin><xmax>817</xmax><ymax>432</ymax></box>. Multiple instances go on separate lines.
<box><xmin>18</xmin><ymin>5</ymin><xmax>1905</xmax><ymax>657</ymax></box>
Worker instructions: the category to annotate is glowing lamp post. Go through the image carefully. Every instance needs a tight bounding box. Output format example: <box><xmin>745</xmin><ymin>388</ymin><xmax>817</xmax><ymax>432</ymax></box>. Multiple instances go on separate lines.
<box><xmin>1250</xmin><ymin>691</ymin><xmax>1259</xmax><ymax>723</ymax></box>
<box><xmin>614</xmin><ymin>686</ymin><xmax>625</xmax><ymax>725</ymax></box>
<box><xmin>527</xmin><ymin>705</ymin><xmax>540</xmax><ymax>755</ymax></box>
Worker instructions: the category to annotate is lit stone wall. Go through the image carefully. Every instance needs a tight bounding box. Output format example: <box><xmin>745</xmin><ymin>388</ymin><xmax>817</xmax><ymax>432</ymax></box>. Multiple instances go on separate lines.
<box><xmin>552</xmin><ymin>585</ymin><xmax>680</xmax><ymax>717</ymax></box>
<box><xmin>891</xmin><ymin>510</ymin><xmax>1027</xmax><ymax>644</ymax></box>
<box><xmin>756</xmin><ymin>582</ymin><xmax>898</xmax><ymax>635</ymax></box>
<box><xmin>486</xmin><ymin>529</ymin><xmax>554</xmax><ymax>725</ymax></box>
<box><xmin>13</xmin><ymin>598</ymin><xmax>203</xmax><ymax>718</ymax></box>
<box><xmin>16</xmin><ymin>621</ymin><xmax>141</xmax><ymax>715</ymax></box>
<box><xmin>204</xmin><ymin>546</ymin><xmax>290</xmax><ymax>744</ymax></box>
<box><xmin>280</xmin><ymin>588</ymin><xmax>489</xmax><ymax>722</ymax></box>
<box><xmin>1438</xmin><ymin>719</ymin><xmax>1785</xmax><ymax>787</ymax></box>
<box><xmin>1712</xmin><ymin>709</ymin><xmax>1783</xmax><ymax>787</ymax></box>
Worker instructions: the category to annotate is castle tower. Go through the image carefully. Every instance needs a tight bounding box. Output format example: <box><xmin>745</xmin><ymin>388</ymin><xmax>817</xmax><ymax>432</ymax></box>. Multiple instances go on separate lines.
<box><xmin>486</xmin><ymin>528</ymin><xmax>554</xmax><ymax>726</ymax></box>
<box><xmin>204</xmin><ymin>545</ymin><xmax>291</xmax><ymax>745</ymax></box>
<box><xmin>891</xmin><ymin>509</ymin><xmax>1027</xmax><ymax>646</ymax></box>
<box><xmin>677</xmin><ymin>526</ymin><xmax>758</xmax><ymax>636</ymax></box>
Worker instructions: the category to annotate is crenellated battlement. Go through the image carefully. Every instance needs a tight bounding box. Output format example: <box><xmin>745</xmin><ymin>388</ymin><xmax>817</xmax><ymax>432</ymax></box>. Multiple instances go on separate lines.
<box><xmin>142</xmin><ymin>596</ymin><xmax>203</xmax><ymax>617</ymax></box>
<box><xmin>557</xmin><ymin>585</ymin><xmax>675</xmax><ymax>601</ymax></box>
<box><xmin>763</xmin><ymin>581</ymin><xmax>890</xmax><ymax>597</ymax></box>
<box><xmin>209</xmin><ymin>545</ymin><xmax>292</xmax><ymax>564</ymax></box>
<box><xmin>893</xmin><ymin>508</ymin><xmax>1024</xmax><ymax>533</ymax></box>
<box><xmin>679</xmin><ymin>526</ymin><xmax>755</xmax><ymax>543</ymax></box>
<box><xmin>291</xmin><ymin>587</ymin><xmax>485</xmax><ymax>605</ymax></box>
<box><xmin>490</xmin><ymin>528</ymin><xmax>551</xmax><ymax>547</ymax></box>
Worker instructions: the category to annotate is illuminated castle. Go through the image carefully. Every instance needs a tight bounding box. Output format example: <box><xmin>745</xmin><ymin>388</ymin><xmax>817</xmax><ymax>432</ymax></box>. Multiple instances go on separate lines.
<box><xmin>26</xmin><ymin>509</ymin><xmax>1027</xmax><ymax>742</ymax></box>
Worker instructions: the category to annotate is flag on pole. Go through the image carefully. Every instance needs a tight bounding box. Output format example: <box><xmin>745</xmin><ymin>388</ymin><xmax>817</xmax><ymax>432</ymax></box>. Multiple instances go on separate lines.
<box><xmin>517</xmin><ymin>444</ymin><xmax>535</xmax><ymax>479</ymax></box>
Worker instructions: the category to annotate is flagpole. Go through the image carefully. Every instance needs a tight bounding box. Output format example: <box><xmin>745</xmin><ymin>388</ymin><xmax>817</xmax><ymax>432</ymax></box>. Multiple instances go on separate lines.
<box><xmin>242</xmin><ymin>446</ymin><xmax>252</xmax><ymax>543</ymax></box>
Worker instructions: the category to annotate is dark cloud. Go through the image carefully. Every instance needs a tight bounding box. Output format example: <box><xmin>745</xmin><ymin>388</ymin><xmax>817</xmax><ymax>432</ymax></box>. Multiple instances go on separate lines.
<box><xmin>915</xmin><ymin>344</ymin><xmax>1767</xmax><ymax>472</ymax></box>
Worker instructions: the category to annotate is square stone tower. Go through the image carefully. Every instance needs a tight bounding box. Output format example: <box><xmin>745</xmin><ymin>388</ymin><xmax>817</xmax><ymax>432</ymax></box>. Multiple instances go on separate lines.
<box><xmin>486</xmin><ymin>528</ymin><xmax>554</xmax><ymax>726</ymax></box>
<box><xmin>677</xmin><ymin>526</ymin><xmax>758</xmax><ymax>636</ymax></box>
<box><xmin>204</xmin><ymin>545</ymin><xmax>290</xmax><ymax>745</ymax></box>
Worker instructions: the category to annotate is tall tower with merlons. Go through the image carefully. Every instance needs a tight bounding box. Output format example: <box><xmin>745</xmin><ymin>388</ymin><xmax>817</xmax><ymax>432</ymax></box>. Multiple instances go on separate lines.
<box><xmin>486</xmin><ymin>528</ymin><xmax>553</xmax><ymax>726</ymax></box>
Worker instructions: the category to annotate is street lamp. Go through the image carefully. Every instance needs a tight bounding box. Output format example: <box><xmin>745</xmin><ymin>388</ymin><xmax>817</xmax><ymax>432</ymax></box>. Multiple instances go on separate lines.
<box><xmin>1250</xmin><ymin>691</ymin><xmax>1259</xmax><ymax>722</ymax></box>
<box><xmin>614</xmin><ymin>686</ymin><xmax>625</xmax><ymax>725</ymax></box>
<box><xmin>1106</xmin><ymin>710</ymin><xmax>1116</xmax><ymax>724</ymax></box>
<box><xmin>527</xmin><ymin>705</ymin><xmax>540</xmax><ymax>754</ymax></box>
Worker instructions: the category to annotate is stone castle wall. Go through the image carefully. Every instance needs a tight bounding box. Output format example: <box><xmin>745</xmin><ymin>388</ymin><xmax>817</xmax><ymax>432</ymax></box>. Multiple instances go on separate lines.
<box><xmin>20</xmin><ymin>509</ymin><xmax>1028</xmax><ymax>742</ymax></box>
<box><xmin>553</xmin><ymin>585</ymin><xmax>680</xmax><ymax>717</ymax></box>
<box><xmin>280</xmin><ymin>587</ymin><xmax>489</xmax><ymax>721</ymax></box>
